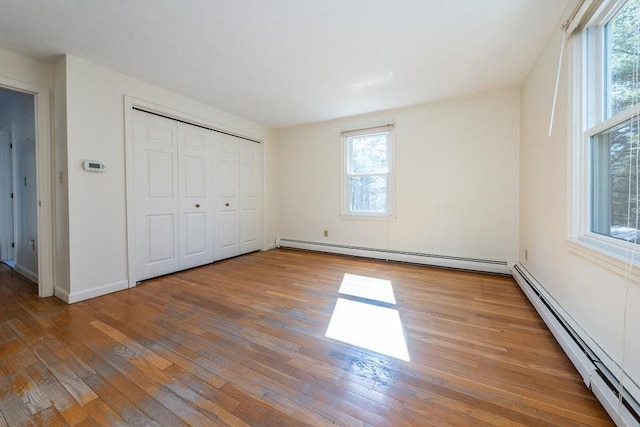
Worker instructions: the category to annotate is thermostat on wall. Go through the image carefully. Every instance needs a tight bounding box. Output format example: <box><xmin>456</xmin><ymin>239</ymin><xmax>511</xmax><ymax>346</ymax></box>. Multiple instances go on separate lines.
<box><xmin>83</xmin><ymin>160</ymin><xmax>106</xmax><ymax>172</ymax></box>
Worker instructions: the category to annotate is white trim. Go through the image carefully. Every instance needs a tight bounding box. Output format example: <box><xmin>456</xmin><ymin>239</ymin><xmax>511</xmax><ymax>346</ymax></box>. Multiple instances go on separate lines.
<box><xmin>566</xmin><ymin>238</ymin><xmax>640</xmax><ymax>282</ymax></box>
<box><xmin>59</xmin><ymin>280</ymin><xmax>129</xmax><ymax>304</ymax></box>
<box><xmin>0</xmin><ymin>76</ymin><xmax>54</xmax><ymax>298</ymax></box>
<box><xmin>15</xmin><ymin>263</ymin><xmax>38</xmax><ymax>284</ymax></box>
<box><xmin>340</xmin><ymin>124</ymin><xmax>394</xmax><ymax>137</ymax></box>
<box><xmin>587</xmin><ymin>104</ymin><xmax>640</xmax><ymax>137</ymax></box>
<box><xmin>53</xmin><ymin>286</ymin><xmax>70</xmax><ymax>303</ymax></box>
<box><xmin>276</xmin><ymin>237</ymin><xmax>510</xmax><ymax>275</ymax></box>
<box><xmin>338</xmin><ymin>214</ymin><xmax>397</xmax><ymax>222</ymax></box>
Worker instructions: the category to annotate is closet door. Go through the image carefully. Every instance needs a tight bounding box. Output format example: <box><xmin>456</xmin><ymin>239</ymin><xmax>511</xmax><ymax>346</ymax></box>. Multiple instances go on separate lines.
<box><xmin>178</xmin><ymin>122</ymin><xmax>214</xmax><ymax>269</ymax></box>
<box><xmin>215</xmin><ymin>134</ymin><xmax>240</xmax><ymax>260</ymax></box>
<box><xmin>133</xmin><ymin>110</ymin><xmax>180</xmax><ymax>280</ymax></box>
<box><xmin>239</xmin><ymin>141</ymin><xmax>260</xmax><ymax>254</ymax></box>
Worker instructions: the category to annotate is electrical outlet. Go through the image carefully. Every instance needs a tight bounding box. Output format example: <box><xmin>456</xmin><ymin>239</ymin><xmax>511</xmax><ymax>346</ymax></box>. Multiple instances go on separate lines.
<box><xmin>323</xmin><ymin>230</ymin><xmax>328</xmax><ymax>237</ymax></box>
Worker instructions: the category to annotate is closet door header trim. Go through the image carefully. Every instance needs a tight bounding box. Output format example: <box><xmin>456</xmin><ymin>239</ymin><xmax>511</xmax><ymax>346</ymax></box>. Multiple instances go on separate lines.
<box><xmin>132</xmin><ymin>107</ymin><xmax>261</xmax><ymax>144</ymax></box>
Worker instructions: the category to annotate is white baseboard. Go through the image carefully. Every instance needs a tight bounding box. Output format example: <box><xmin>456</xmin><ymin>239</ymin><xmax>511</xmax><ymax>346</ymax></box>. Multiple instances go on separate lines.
<box><xmin>55</xmin><ymin>280</ymin><xmax>129</xmax><ymax>304</ymax></box>
<box><xmin>54</xmin><ymin>287</ymin><xmax>70</xmax><ymax>303</ymax></box>
<box><xmin>511</xmin><ymin>263</ymin><xmax>639</xmax><ymax>426</ymax></box>
<box><xmin>263</xmin><ymin>243</ymin><xmax>276</xmax><ymax>251</ymax></box>
<box><xmin>275</xmin><ymin>237</ymin><xmax>510</xmax><ymax>275</ymax></box>
<box><xmin>15</xmin><ymin>264</ymin><xmax>38</xmax><ymax>284</ymax></box>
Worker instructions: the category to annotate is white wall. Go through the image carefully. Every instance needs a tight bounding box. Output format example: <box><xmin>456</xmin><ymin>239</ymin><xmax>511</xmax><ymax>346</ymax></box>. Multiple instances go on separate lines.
<box><xmin>62</xmin><ymin>55</ymin><xmax>275</xmax><ymax>301</ymax></box>
<box><xmin>520</xmin><ymin>21</ymin><xmax>639</xmax><ymax>390</ymax></box>
<box><xmin>276</xmin><ymin>88</ymin><xmax>520</xmax><ymax>262</ymax></box>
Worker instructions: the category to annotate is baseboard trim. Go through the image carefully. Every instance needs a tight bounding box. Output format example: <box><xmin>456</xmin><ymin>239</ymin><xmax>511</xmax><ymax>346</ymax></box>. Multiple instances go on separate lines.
<box><xmin>57</xmin><ymin>280</ymin><xmax>129</xmax><ymax>304</ymax></box>
<box><xmin>511</xmin><ymin>263</ymin><xmax>639</xmax><ymax>426</ymax></box>
<box><xmin>54</xmin><ymin>287</ymin><xmax>70</xmax><ymax>303</ymax></box>
<box><xmin>15</xmin><ymin>264</ymin><xmax>38</xmax><ymax>284</ymax></box>
<box><xmin>275</xmin><ymin>237</ymin><xmax>510</xmax><ymax>275</ymax></box>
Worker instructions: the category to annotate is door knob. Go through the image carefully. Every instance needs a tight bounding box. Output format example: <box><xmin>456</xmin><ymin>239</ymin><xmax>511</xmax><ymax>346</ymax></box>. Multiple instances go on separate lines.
<box><xmin>195</xmin><ymin>204</ymin><xmax>200</xmax><ymax>208</ymax></box>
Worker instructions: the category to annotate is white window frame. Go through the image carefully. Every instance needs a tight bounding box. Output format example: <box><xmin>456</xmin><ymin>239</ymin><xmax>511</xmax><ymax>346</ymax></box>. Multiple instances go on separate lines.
<box><xmin>340</xmin><ymin>125</ymin><xmax>396</xmax><ymax>220</ymax></box>
<box><xmin>568</xmin><ymin>0</ymin><xmax>640</xmax><ymax>280</ymax></box>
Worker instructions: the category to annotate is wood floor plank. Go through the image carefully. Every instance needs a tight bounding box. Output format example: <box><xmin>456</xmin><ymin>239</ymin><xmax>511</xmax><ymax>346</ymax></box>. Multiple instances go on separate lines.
<box><xmin>32</xmin><ymin>406</ymin><xmax>69</xmax><ymax>427</ymax></box>
<box><xmin>0</xmin><ymin>249</ymin><xmax>614</xmax><ymax>426</ymax></box>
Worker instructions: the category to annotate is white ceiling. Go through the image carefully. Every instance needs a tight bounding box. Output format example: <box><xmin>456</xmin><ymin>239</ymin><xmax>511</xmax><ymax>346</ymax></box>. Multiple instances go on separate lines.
<box><xmin>0</xmin><ymin>0</ymin><xmax>567</xmax><ymax>128</ymax></box>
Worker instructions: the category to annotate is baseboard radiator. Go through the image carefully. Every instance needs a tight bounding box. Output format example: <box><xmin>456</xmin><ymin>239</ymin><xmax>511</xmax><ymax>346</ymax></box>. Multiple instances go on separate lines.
<box><xmin>511</xmin><ymin>264</ymin><xmax>640</xmax><ymax>427</ymax></box>
<box><xmin>275</xmin><ymin>237</ymin><xmax>510</xmax><ymax>275</ymax></box>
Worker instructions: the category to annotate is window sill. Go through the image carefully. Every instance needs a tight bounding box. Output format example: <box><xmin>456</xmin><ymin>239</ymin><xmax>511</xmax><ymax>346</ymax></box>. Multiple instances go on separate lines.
<box><xmin>565</xmin><ymin>236</ymin><xmax>640</xmax><ymax>283</ymax></box>
<box><xmin>339</xmin><ymin>214</ymin><xmax>397</xmax><ymax>222</ymax></box>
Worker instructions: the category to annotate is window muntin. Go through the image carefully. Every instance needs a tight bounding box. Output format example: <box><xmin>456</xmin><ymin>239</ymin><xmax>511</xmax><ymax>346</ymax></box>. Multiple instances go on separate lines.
<box><xmin>585</xmin><ymin>0</ymin><xmax>640</xmax><ymax>247</ymax></box>
<box><xmin>343</xmin><ymin>129</ymin><xmax>394</xmax><ymax>217</ymax></box>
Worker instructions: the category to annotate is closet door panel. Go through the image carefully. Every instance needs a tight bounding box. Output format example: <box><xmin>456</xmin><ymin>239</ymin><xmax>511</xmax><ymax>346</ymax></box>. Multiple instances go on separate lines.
<box><xmin>239</xmin><ymin>141</ymin><xmax>260</xmax><ymax>254</ymax></box>
<box><xmin>134</xmin><ymin>111</ymin><xmax>180</xmax><ymax>281</ymax></box>
<box><xmin>178</xmin><ymin>123</ymin><xmax>214</xmax><ymax>269</ymax></box>
<box><xmin>215</xmin><ymin>135</ymin><xmax>240</xmax><ymax>260</ymax></box>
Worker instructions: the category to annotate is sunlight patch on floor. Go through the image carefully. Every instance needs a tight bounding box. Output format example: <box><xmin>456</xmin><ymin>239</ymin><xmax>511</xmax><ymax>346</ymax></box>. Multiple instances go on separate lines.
<box><xmin>326</xmin><ymin>298</ymin><xmax>410</xmax><ymax>361</ymax></box>
<box><xmin>338</xmin><ymin>273</ymin><xmax>396</xmax><ymax>304</ymax></box>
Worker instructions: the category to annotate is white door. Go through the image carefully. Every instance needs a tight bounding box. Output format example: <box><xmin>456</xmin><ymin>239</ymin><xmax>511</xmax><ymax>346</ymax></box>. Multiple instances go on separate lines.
<box><xmin>215</xmin><ymin>134</ymin><xmax>240</xmax><ymax>260</ymax></box>
<box><xmin>239</xmin><ymin>140</ymin><xmax>260</xmax><ymax>254</ymax></box>
<box><xmin>133</xmin><ymin>111</ymin><xmax>180</xmax><ymax>280</ymax></box>
<box><xmin>0</xmin><ymin>131</ymin><xmax>14</xmax><ymax>262</ymax></box>
<box><xmin>178</xmin><ymin>122</ymin><xmax>214</xmax><ymax>269</ymax></box>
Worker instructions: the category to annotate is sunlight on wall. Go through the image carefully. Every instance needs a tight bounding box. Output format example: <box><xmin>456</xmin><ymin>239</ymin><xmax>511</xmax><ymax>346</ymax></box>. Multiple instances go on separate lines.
<box><xmin>325</xmin><ymin>273</ymin><xmax>410</xmax><ymax>361</ymax></box>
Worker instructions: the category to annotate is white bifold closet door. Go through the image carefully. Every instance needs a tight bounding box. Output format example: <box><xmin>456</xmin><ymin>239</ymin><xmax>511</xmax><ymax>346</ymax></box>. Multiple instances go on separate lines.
<box><xmin>134</xmin><ymin>110</ymin><xmax>214</xmax><ymax>280</ymax></box>
<box><xmin>214</xmin><ymin>135</ymin><xmax>260</xmax><ymax>259</ymax></box>
<box><xmin>133</xmin><ymin>109</ymin><xmax>260</xmax><ymax>282</ymax></box>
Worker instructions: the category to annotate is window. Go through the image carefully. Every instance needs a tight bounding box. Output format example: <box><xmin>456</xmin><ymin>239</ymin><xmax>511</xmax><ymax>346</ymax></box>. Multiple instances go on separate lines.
<box><xmin>341</xmin><ymin>126</ymin><xmax>395</xmax><ymax>218</ymax></box>
<box><xmin>583</xmin><ymin>0</ymin><xmax>640</xmax><ymax>249</ymax></box>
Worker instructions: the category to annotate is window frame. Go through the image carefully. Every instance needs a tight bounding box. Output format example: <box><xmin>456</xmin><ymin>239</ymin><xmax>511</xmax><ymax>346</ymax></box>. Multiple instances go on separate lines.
<box><xmin>340</xmin><ymin>126</ymin><xmax>396</xmax><ymax>220</ymax></box>
<box><xmin>569</xmin><ymin>0</ymin><xmax>640</xmax><ymax>274</ymax></box>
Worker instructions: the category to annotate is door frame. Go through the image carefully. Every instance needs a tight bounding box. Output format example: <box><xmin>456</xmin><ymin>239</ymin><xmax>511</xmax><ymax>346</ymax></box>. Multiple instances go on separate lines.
<box><xmin>123</xmin><ymin>96</ymin><xmax>263</xmax><ymax>287</ymax></box>
<box><xmin>0</xmin><ymin>78</ymin><xmax>54</xmax><ymax>297</ymax></box>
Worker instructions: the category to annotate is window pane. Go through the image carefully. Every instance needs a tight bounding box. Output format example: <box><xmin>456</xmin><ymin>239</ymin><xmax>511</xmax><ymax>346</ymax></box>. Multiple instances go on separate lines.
<box><xmin>350</xmin><ymin>175</ymin><xmax>387</xmax><ymax>213</ymax></box>
<box><xmin>591</xmin><ymin>117</ymin><xmax>640</xmax><ymax>243</ymax></box>
<box><xmin>606</xmin><ymin>0</ymin><xmax>640</xmax><ymax>118</ymax></box>
<box><xmin>349</xmin><ymin>133</ymin><xmax>388</xmax><ymax>174</ymax></box>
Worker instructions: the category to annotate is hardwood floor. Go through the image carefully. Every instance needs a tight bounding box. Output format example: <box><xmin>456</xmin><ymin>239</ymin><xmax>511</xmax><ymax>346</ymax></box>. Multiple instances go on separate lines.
<box><xmin>0</xmin><ymin>249</ymin><xmax>613</xmax><ymax>426</ymax></box>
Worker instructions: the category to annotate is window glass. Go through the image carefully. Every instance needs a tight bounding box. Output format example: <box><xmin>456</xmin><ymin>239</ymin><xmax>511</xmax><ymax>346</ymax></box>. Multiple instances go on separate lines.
<box><xmin>591</xmin><ymin>117</ymin><xmax>640</xmax><ymax>243</ymax></box>
<box><xmin>350</xmin><ymin>175</ymin><xmax>387</xmax><ymax>213</ymax></box>
<box><xmin>606</xmin><ymin>0</ymin><xmax>640</xmax><ymax>118</ymax></box>
<box><xmin>349</xmin><ymin>133</ymin><xmax>388</xmax><ymax>174</ymax></box>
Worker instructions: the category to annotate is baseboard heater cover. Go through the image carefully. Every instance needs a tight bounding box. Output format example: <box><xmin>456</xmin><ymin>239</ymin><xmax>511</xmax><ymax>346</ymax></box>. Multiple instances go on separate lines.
<box><xmin>275</xmin><ymin>237</ymin><xmax>510</xmax><ymax>275</ymax></box>
<box><xmin>511</xmin><ymin>264</ymin><xmax>639</xmax><ymax>427</ymax></box>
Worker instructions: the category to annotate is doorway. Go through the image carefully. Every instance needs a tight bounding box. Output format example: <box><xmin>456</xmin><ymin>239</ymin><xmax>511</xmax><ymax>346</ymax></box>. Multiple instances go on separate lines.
<box><xmin>0</xmin><ymin>87</ymin><xmax>38</xmax><ymax>284</ymax></box>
